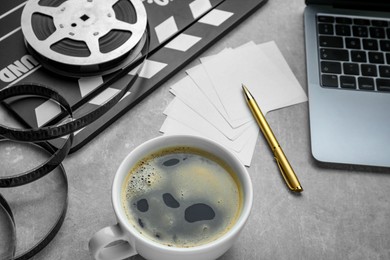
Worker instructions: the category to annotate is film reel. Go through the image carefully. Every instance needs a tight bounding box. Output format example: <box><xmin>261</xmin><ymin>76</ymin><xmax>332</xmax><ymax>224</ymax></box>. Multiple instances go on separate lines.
<box><xmin>21</xmin><ymin>0</ymin><xmax>147</xmax><ymax>77</ymax></box>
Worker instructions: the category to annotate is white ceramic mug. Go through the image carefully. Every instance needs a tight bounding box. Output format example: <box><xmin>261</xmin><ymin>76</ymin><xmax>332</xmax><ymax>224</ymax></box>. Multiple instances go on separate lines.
<box><xmin>89</xmin><ymin>135</ymin><xmax>253</xmax><ymax>260</ymax></box>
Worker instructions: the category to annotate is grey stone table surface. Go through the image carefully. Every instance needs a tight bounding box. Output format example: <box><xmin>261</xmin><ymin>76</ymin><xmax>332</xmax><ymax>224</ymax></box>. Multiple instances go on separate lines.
<box><xmin>1</xmin><ymin>0</ymin><xmax>390</xmax><ymax>259</ymax></box>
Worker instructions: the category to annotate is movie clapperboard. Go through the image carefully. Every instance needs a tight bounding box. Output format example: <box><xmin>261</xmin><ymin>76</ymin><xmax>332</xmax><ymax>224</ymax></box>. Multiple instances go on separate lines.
<box><xmin>0</xmin><ymin>0</ymin><xmax>267</xmax><ymax>152</ymax></box>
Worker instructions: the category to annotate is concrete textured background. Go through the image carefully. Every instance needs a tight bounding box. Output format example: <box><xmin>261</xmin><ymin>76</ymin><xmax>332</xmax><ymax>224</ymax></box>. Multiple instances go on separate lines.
<box><xmin>1</xmin><ymin>0</ymin><xmax>390</xmax><ymax>259</ymax></box>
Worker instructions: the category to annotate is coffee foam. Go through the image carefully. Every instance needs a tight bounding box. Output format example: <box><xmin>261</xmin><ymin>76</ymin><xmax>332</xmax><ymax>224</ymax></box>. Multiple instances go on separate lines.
<box><xmin>121</xmin><ymin>146</ymin><xmax>243</xmax><ymax>248</ymax></box>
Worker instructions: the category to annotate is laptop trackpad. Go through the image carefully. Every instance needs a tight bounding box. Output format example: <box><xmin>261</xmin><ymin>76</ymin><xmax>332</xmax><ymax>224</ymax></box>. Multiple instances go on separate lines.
<box><xmin>310</xmin><ymin>86</ymin><xmax>390</xmax><ymax>167</ymax></box>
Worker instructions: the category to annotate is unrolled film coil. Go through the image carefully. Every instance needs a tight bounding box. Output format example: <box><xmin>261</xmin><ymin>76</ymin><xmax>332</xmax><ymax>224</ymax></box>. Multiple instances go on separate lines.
<box><xmin>0</xmin><ymin>0</ymin><xmax>149</xmax><ymax>257</ymax></box>
<box><xmin>21</xmin><ymin>0</ymin><xmax>147</xmax><ymax>77</ymax></box>
<box><xmin>0</xmin><ymin>84</ymin><xmax>71</xmax><ymax>259</ymax></box>
<box><xmin>0</xmin><ymin>28</ymin><xmax>148</xmax><ymax>257</ymax></box>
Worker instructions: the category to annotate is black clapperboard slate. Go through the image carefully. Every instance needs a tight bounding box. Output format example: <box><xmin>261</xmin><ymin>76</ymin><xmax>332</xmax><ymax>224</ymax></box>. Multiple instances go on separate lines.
<box><xmin>0</xmin><ymin>0</ymin><xmax>267</xmax><ymax>152</ymax></box>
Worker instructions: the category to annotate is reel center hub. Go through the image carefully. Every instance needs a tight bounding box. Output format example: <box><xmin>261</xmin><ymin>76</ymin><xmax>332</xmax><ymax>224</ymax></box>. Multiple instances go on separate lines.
<box><xmin>54</xmin><ymin>0</ymin><xmax>116</xmax><ymax>40</ymax></box>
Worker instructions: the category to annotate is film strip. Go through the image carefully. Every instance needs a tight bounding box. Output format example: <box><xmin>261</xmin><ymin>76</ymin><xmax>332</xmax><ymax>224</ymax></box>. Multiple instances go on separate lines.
<box><xmin>0</xmin><ymin>0</ymin><xmax>150</xmax><ymax>258</ymax></box>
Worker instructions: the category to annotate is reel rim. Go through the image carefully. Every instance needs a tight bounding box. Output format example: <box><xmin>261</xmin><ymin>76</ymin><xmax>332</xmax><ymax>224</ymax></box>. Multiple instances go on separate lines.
<box><xmin>21</xmin><ymin>0</ymin><xmax>147</xmax><ymax>76</ymax></box>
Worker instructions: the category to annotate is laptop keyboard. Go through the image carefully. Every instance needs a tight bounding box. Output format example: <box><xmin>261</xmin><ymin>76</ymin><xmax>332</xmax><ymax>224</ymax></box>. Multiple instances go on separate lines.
<box><xmin>317</xmin><ymin>14</ymin><xmax>390</xmax><ymax>92</ymax></box>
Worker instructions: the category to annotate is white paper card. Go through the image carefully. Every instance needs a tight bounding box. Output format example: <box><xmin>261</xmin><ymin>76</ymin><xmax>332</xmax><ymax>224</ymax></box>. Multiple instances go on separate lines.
<box><xmin>160</xmin><ymin>41</ymin><xmax>307</xmax><ymax>167</ymax></box>
<box><xmin>163</xmin><ymin>98</ymin><xmax>258</xmax><ymax>151</ymax></box>
<box><xmin>160</xmin><ymin>116</ymin><xmax>257</xmax><ymax>166</ymax></box>
<box><xmin>170</xmin><ymin>76</ymin><xmax>253</xmax><ymax>140</ymax></box>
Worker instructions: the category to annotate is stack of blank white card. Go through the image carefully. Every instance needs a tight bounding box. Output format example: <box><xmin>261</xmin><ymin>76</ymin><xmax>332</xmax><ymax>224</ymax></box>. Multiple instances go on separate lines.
<box><xmin>160</xmin><ymin>41</ymin><xmax>307</xmax><ymax>166</ymax></box>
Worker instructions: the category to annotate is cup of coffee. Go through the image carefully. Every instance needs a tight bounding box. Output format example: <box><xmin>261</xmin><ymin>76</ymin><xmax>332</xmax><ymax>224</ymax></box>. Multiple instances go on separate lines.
<box><xmin>89</xmin><ymin>135</ymin><xmax>253</xmax><ymax>260</ymax></box>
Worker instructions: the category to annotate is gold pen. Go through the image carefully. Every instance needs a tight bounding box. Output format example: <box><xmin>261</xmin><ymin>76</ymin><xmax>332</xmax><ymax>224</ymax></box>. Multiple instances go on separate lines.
<box><xmin>242</xmin><ymin>84</ymin><xmax>303</xmax><ymax>192</ymax></box>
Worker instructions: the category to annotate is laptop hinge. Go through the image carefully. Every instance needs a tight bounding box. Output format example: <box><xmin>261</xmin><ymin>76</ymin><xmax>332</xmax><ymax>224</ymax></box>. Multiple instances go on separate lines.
<box><xmin>334</xmin><ymin>2</ymin><xmax>389</xmax><ymax>12</ymax></box>
<box><xmin>306</xmin><ymin>0</ymin><xmax>390</xmax><ymax>12</ymax></box>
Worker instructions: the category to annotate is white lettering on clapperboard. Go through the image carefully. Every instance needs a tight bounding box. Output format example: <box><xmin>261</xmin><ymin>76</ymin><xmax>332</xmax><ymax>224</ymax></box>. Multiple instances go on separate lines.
<box><xmin>142</xmin><ymin>0</ymin><xmax>172</xmax><ymax>6</ymax></box>
<box><xmin>0</xmin><ymin>55</ymin><xmax>39</xmax><ymax>83</ymax></box>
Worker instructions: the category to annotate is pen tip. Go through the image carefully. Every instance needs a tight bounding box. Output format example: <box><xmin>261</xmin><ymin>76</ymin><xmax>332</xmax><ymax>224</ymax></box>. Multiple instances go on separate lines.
<box><xmin>242</xmin><ymin>84</ymin><xmax>252</xmax><ymax>99</ymax></box>
<box><xmin>292</xmin><ymin>186</ymin><xmax>303</xmax><ymax>192</ymax></box>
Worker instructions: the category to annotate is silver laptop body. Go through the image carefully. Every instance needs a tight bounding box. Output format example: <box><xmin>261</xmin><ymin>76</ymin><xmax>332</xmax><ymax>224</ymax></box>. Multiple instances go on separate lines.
<box><xmin>304</xmin><ymin>0</ymin><xmax>390</xmax><ymax>167</ymax></box>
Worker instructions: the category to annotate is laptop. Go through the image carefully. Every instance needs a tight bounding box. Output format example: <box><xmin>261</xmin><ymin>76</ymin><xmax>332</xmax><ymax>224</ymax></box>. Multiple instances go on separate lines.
<box><xmin>304</xmin><ymin>0</ymin><xmax>390</xmax><ymax>167</ymax></box>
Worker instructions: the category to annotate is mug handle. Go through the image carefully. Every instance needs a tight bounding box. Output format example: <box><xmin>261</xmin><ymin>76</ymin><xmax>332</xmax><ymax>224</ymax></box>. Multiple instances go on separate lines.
<box><xmin>89</xmin><ymin>224</ymin><xmax>137</xmax><ymax>260</ymax></box>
